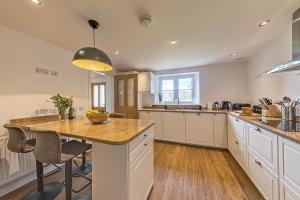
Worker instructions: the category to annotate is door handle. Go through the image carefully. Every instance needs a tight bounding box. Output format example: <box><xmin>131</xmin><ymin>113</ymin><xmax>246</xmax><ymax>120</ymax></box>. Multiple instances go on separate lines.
<box><xmin>255</xmin><ymin>160</ymin><xmax>263</xmax><ymax>168</ymax></box>
<box><xmin>235</xmin><ymin>141</ymin><xmax>239</xmax><ymax>145</ymax></box>
<box><xmin>235</xmin><ymin>118</ymin><xmax>239</xmax><ymax>122</ymax></box>
<box><xmin>255</xmin><ymin>127</ymin><xmax>261</xmax><ymax>132</ymax></box>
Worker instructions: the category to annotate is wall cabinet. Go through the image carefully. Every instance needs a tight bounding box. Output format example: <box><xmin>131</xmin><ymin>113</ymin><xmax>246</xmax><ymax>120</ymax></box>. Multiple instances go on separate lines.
<box><xmin>162</xmin><ymin>112</ymin><xmax>186</xmax><ymax>143</ymax></box>
<box><xmin>138</xmin><ymin>72</ymin><xmax>154</xmax><ymax>93</ymax></box>
<box><xmin>186</xmin><ymin>113</ymin><xmax>214</xmax><ymax>146</ymax></box>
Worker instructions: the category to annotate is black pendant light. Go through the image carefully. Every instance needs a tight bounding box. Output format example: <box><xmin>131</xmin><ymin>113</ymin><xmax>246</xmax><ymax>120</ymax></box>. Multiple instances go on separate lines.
<box><xmin>72</xmin><ymin>20</ymin><xmax>112</xmax><ymax>71</ymax></box>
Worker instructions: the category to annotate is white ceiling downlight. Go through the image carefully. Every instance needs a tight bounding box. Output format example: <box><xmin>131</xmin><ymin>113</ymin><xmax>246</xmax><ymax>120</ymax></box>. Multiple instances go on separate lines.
<box><xmin>31</xmin><ymin>0</ymin><xmax>42</xmax><ymax>6</ymax></box>
<box><xmin>230</xmin><ymin>53</ymin><xmax>237</xmax><ymax>57</ymax></box>
<box><xmin>259</xmin><ymin>20</ymin><xmax>271</xmax><ymax>27</ymax></box>
<box><xmin>169</xmin><ymin>40</ymin><xmax>178</xmax><ymax>45</ymax></box>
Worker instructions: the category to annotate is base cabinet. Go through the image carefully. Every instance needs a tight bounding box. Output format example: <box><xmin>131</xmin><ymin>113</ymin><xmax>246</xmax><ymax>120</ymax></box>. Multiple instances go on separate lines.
<box><xmin>162</xmin><ymin>112</ymin><xmax>186</xmax><ymax>143</ymax></box>
<box><xmin>213</xmin><ymin>114</ymin><xmax>227</xmax><ymax>148</ymax></box>
<box><xmin>129</xmin><ymin>143</ymin><xmax>154</xmax><ymax>200</ymax></box>
<box><xmin>248</xmin><ymin>152</ymin><xmax>279</xmax><ymax>200</ymax></box>
<box><xmin>280</xmin><ymin>180</ymin><xmax>300</xmax><ymax>200</ymax></box>
<box><xmin>186</xmin><ymin>113</ymin><xmax>214</xmax><ymax>146</ymax></box>
<box><xmin>139</xmin><ymin>111</ymin><xmax>163</xmax><ymax>139</ymax></box>
<box><xmin>228</xmin><ymin>130</ymin><xmax>247</xmax><ymax>171</ymax></box>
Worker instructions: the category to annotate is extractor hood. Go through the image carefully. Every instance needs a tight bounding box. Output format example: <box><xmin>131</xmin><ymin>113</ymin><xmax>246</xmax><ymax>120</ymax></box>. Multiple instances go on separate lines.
<box><xmin>265</xmin><ymin>8</ymin><xmax>300</xmax><ymax>74</ymax></box>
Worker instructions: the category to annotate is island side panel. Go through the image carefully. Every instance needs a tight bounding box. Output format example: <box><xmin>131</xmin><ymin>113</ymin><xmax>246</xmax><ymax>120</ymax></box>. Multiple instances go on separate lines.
<box><xmin>92</xmin><ymin>142</ymin><xmax>129</xmax><ymax>200</ymax></box>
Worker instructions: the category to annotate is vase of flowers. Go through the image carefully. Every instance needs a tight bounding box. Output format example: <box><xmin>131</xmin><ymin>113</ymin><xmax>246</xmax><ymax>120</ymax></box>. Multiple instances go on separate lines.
<box><xmin>48</xmin><ymin>94</ymin><xmax>73</xmax><ymax>121</ymax></box>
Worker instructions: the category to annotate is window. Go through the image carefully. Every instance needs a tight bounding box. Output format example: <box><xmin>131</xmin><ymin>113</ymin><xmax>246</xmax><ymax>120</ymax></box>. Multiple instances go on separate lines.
<box><xmin>159</xmin><ymin>73</ymin><xmax>197</xmax><ymax>104</ymax></box>
<box><xmin>92</xmin><ymin>83</ymin><xmax>106</xmax><ymax>109</ymax></box>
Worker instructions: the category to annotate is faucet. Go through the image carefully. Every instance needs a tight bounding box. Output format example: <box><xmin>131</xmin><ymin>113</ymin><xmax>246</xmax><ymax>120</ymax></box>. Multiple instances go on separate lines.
<box><xmin>174</xmin><ymin>97</ymin><xmax>180</xmax><ymax>109</ymax></box>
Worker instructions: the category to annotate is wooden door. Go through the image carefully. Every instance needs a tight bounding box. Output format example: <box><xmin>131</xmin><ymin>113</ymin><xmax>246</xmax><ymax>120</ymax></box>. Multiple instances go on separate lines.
<box><xmin>114</xmin><ymin>74</ymin><xmax>138</xmax><ymax>118</ymax></box>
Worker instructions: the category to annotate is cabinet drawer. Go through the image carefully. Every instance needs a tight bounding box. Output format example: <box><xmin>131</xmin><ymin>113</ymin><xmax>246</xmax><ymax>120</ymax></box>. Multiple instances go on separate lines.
<box><xmin>228</xmin><ymin>115</ymin><xmax>245</xmax><ymax>142</ymax></box>
<box><xmin>129</xmin><ymin>133</ymin><xmax>153</xmax><ymax>165</ymax></box>
<box><xmin>129</xmin><ymin>127</ymin><xmax>153</xmax><ymax>153</ymax></box>
<box><xmin>279</xmin><ymin>137</ymin><xmax>300</xmax><ymax>195</ymax></box>
<box><xmin>129</xmin><ymin>142</ymin><xmax>154</xmax><ymax>200</ymax></box>
<box><xmin>247</xmin><ymin>124</ymin><xmax>278</xmax><ymax>173</ymax></box>
<box><xmin>248</xmin><ymin>152</ymin><xmax>279</xmax><ymax>200</ymax></box>
<box><xmin>280</xmin><ymin>180</ymin><xmax>300</xmax><ymax>200</ymax></box>
<box><xmin>228</xmin><ymin>131</ymin><xmax>247</xmax><ymax>171</ymax></box>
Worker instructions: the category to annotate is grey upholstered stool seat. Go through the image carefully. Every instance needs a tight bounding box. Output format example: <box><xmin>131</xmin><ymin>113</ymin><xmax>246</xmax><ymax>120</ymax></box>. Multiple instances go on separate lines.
<box><xmin>33</xmin><ymin>130</ymin><xmax>91</xmax><ymax>200</ymax></box>
<box><xmin>3</xmin><ymin>124</ymin><xmax>63</xmax><ymax>200</ymax></box>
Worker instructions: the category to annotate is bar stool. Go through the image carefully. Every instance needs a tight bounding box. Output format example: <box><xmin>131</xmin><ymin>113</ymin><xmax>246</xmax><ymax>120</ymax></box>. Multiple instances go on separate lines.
<box><xmin>33</xmin><ymin>129</ymin><xmax>91</xmax><ymax>200</ymax></box>
<box><xmin>3</xmin><ymin>124</ymin><xmax>63</xmax><ymax>200</ymax></box>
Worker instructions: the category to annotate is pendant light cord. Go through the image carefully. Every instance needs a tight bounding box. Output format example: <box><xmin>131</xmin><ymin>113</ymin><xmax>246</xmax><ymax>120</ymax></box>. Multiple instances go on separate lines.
<box><xmin>93</xmin><ymin>28</ymin><xmax>96</xmax><ymax>48</ymax></box>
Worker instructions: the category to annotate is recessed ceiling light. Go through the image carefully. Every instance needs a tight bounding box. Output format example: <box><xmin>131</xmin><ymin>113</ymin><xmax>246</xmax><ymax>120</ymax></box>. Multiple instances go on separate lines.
<box><xmin>115</xmin><ymin>51</ymin><xmax>119</xmax><ymax>55</ymax></box>
<box><xmin>31</xmin><ymin>0</ymin><xmax>42</xmax><ymax>5</ymax></box>
<box><xmin>258</xmin><ymin>20</ymin><xmax>271</xmax><ymax>27</ymax></box>
<box><xmin>231</xmin><ymin>53</ymin><xmax>237</xmax><ymax>57</ymax></box>
<box><xmin>177</xmin><ymin>61</ymin><xmax>183</xmax><ymax>64</ymax></box>
<box><xmin>169</xmin><ymin>40</ymin><xmax>178</xmax><ymax>45</ymax></box>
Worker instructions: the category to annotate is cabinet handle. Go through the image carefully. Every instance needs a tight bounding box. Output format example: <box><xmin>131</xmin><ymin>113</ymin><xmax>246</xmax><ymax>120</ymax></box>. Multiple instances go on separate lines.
<box><xmin>255</xmin><ymin>127</ymin><xmax>261</xmax><ymax>132</ymax></box>
<box><xmin>144</xmin><ymin>143</ymin><xmax>148</xmax><ymax>147</ymax></box>
<box><xmin>144</xmin><ymin>134</ymin><xmax>148</xmax><ymax>137</ymax></box>
<box><xmin>235</xmin><ymin>118</ymin><xmax>239</xmax><ymax>122</ymax></box>
<box><xmin>235</xmin><ymin>141</ymin><xmax>239</xmax><ymax>145</ymax></box>
<box><xmin>255</xmin><ymin>160</ymin><xmax>263</xmax><ymax>168</ymax></box>
<box><xmin>197</xmin><ymin>113</ymin><xmax>201</xmax><ymax>116</ymax></box>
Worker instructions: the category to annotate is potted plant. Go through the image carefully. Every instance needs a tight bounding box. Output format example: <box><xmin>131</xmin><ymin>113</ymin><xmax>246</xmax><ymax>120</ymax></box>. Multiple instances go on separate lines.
<box><xmin>48</xmin><ymin>94</ymin><xmax>73</xmax><ymax>120</ymax></box>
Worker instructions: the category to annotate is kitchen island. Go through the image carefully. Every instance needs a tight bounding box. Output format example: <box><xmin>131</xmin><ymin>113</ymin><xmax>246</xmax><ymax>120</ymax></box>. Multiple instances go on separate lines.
<box><xmin>13</xmin><ymin>117</ymin><xmax>155</xmax><ymax>200</ymax></box>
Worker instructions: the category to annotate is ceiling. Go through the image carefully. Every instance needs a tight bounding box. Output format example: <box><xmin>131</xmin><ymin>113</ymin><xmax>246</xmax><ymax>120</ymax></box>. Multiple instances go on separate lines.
<box><xmin>0</xmin><ymin>0</ymin><xmax>299</xmax><ymax>71</ymax></box>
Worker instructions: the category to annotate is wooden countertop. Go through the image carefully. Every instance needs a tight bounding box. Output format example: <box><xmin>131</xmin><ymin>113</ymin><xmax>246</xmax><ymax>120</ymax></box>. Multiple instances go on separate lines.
<box><xmin>139</xmin><ymin>108</ymin><xmax>228</xmax><ymax>114</ymax></box>
<box><xmin>13</xmin><ymin>117</ymin><xmax>155</xmax><ymax>145</ymax></box>
<box><xmin>228</xmin><ymin>112</ymin><xmax>300</xmax><ymax>144</ymax></box>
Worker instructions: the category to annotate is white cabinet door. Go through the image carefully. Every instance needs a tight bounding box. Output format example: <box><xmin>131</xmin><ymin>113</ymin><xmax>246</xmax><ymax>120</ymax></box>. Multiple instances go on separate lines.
<box><xmin>129</xmin><ymin>143</ymin><xmax>154</xmax><ymax>200</ymax></box>
<box><xmin>247</xmin><ymin>123</ymin><xmax>278</xmax><ymax>173</ymax></box>
<box><xmin>138</xmin><ymin>72</ymin><xmax>154</xmax><ymax>93</ymax></box>
<box><xmin>279</xmin><ymin>137</ymin><xmax>300</xmax><ymax>195</ymax></box>
<box><xmin>213</xmin><ymin>114</ymin><xmax>227</xmax><ymax>148</ymax></box>
<box><xmin>228</xmin><ymin>115</ymin><xmax>245</xmax><ymax>142</ymax></box>
<box><xmin>280</xmin><ymin>180</ymin><xmax>300</xmax><ymax>200</ymax></box>
<box><xmin>248</xmin><ymin>152</ymin><xmax>279</xmax><ymax>200</ymax></box>
<box><xmin>228</xmin><ymin>131</ymin><xmax>247</xmax><ymax>171</ymax></box>
<box><xmin>148</xmin><ymin>112</ymin><xmax>163</xmax><ymax>140</ymax></box>
<box><xmin>139</xmin><ymin>111</ymin><xmax>149</xmax><ymax>120</ymax></box>
<box><xmin>186</xmin><ymin>113</ymin><xmax>213</xmax><ymax>146</ymax></box>
<box><xmin>162</xmin><ymin>112</ymin><xmax>186</xmax><ymax>143</ymax></box>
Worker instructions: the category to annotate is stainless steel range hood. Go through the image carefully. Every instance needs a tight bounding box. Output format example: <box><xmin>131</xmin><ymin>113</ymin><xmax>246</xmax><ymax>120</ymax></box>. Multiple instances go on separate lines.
<box><xmin>265</xmin><ymin>8</ymin><xmax>300</xmax><ymax>74</ymax></box>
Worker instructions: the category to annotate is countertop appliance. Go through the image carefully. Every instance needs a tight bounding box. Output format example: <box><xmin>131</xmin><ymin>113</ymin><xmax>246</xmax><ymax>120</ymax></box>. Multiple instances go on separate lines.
<box><xmin>222</xmin><ymin>101</ymin><xmax>232</xmax><ymax>110</ymax></box>
<box><xmin>252</xmin><ymin>105</ymin><xmax>262</xmax><ymax>114</ymax></box>
<box><xmin>257</xmin><ymin>119</ymin><xmax>300</xmax><ymax>132</ymax></box>
<box><xmin>264</xmin><ymin>8</ymin><xmax>300</xmax><ymax>74</ymax></box>
<box><xmin>232</xmin><ymin>103</ymin><xmax>251</xmax><ymax>110</ymax></box>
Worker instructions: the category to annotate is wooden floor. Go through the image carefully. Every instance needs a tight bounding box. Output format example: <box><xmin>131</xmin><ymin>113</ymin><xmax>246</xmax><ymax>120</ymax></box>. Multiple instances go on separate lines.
<box><xmin>0</xmin><ymin>142</ymin><xmax>264</xmax><ymax>200</ymax></box>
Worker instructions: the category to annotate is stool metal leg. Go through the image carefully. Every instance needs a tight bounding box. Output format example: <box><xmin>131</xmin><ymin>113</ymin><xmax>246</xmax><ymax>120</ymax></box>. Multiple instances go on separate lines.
<box><xmin>21</xmin><ymin>161</ymin><xmax>63</xmax><ymax>200</ymax></box>
<box><xmin>72</xmin><ymin>140</ymin><xmax>92</xmax><ymax>175</ymax></box>
<box><xmin>65</xmin><ymin>160</ymin><xmax>73</xmax><ymax>200</ymax></box>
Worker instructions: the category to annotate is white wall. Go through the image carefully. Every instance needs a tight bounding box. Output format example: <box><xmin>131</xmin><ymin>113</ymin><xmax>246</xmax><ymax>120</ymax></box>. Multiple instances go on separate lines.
<box><xmin>246</xmin><ymin>24</ymin><xmax>300</xmax><ymax>105</ymax></box>
<box><xmin>0</xmin><ymin>25</ymin><xmax>90</xmax><ymax>134</ymax></box>
<box><xmin>92</xmin><ymin>75</ymin><xmax>114</xmax><ymax>112</ymax></box>
<box><xmin>143</xmin><ymin>62</ymin><xmax>249</xmax><ymax>106</ymax></box>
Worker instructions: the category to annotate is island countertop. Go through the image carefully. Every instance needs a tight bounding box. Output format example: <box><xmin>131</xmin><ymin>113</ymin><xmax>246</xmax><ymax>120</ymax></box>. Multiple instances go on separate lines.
<box><xmin>12</xmin><ymin>117</ymin><xmax>155</xmax><ymax>145</ymax></box>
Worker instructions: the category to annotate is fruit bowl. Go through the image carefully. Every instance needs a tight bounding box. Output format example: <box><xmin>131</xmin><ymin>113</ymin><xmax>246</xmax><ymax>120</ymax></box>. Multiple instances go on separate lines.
<box><xmin>86</xmin><ymin>110</ymin><xmax>109</xmax><ymax>124</ymax></box>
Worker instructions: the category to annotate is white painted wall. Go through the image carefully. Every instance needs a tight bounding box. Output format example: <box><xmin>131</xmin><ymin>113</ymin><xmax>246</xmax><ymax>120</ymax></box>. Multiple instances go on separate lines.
<box><xmin>246</xmin><ymin>23</ymin><xmax>300</xmax><ymax>105</ymax></box>
<box><xmin>0</xmin><ymin>24</ymin><xmax>90</xmax><ymax>134</ymax></box>
<box><xmin>143</xmin><ymin>62</ymin><xmax>249</xmax><ymax>106</ymax></box>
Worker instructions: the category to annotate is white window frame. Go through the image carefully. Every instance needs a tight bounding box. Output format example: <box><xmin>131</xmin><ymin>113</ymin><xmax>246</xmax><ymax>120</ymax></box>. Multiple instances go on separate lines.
<box><xmin>158</xmin><ymin>73</ymin><xmax>196</xmax><ymax>104</ymax></box>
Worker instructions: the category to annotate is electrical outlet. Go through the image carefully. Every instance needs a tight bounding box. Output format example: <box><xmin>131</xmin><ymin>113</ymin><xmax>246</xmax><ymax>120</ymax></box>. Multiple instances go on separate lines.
<box><xmin>35</xmin><ymin>67</ymin><xmax>49</xmax><ymax>76</ymax></box>
<box><xmin>51</xmin><ymin>70</ymin><xmax>58</xmax><ymax>77</ymax></box>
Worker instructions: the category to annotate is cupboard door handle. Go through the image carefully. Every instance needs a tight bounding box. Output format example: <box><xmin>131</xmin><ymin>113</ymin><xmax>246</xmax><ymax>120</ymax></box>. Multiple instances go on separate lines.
<box><xmin>235</xmin><ymin>141</ymin><xmax>239</xmax><ymax>145</ymax></box>
<box><xmin>197</xmin><ymin>113</ymin><xmax>201</xmax><ymax>116</ymax></box>
<box><xmin>235</xmin><ymin>118</ymin><xmax>239</xmax><ymax>122</ymax></box>
<box><xmin>144</xmin><ymin>134</ymin><xmax>148</xmax><ymax>137</ymax></box>
<box><xmin>255</xmin><ymin>127</ymin><xmax>261</xmax><ymax>132</ymax></box>
<box><xmin>144</xmin><ymin>143</ymin><xmax>148</xmax><ymax>147</ymax></box>
<box><xmin>255</xmin><ymin>160</ymin><xmax>262</xmax><ymax>168</ymax></box>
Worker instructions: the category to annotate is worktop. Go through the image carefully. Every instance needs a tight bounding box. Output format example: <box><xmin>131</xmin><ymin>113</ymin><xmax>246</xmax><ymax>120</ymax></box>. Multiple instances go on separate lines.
<box><xmin>12</xmin><ymin>117</ymin><xmax>155</xmax><ymax>145</ymax></box>
<box><xmin>228</xmin><ymin>112</ymin><xmax>300</xmax><ymax>144</ymax></box>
